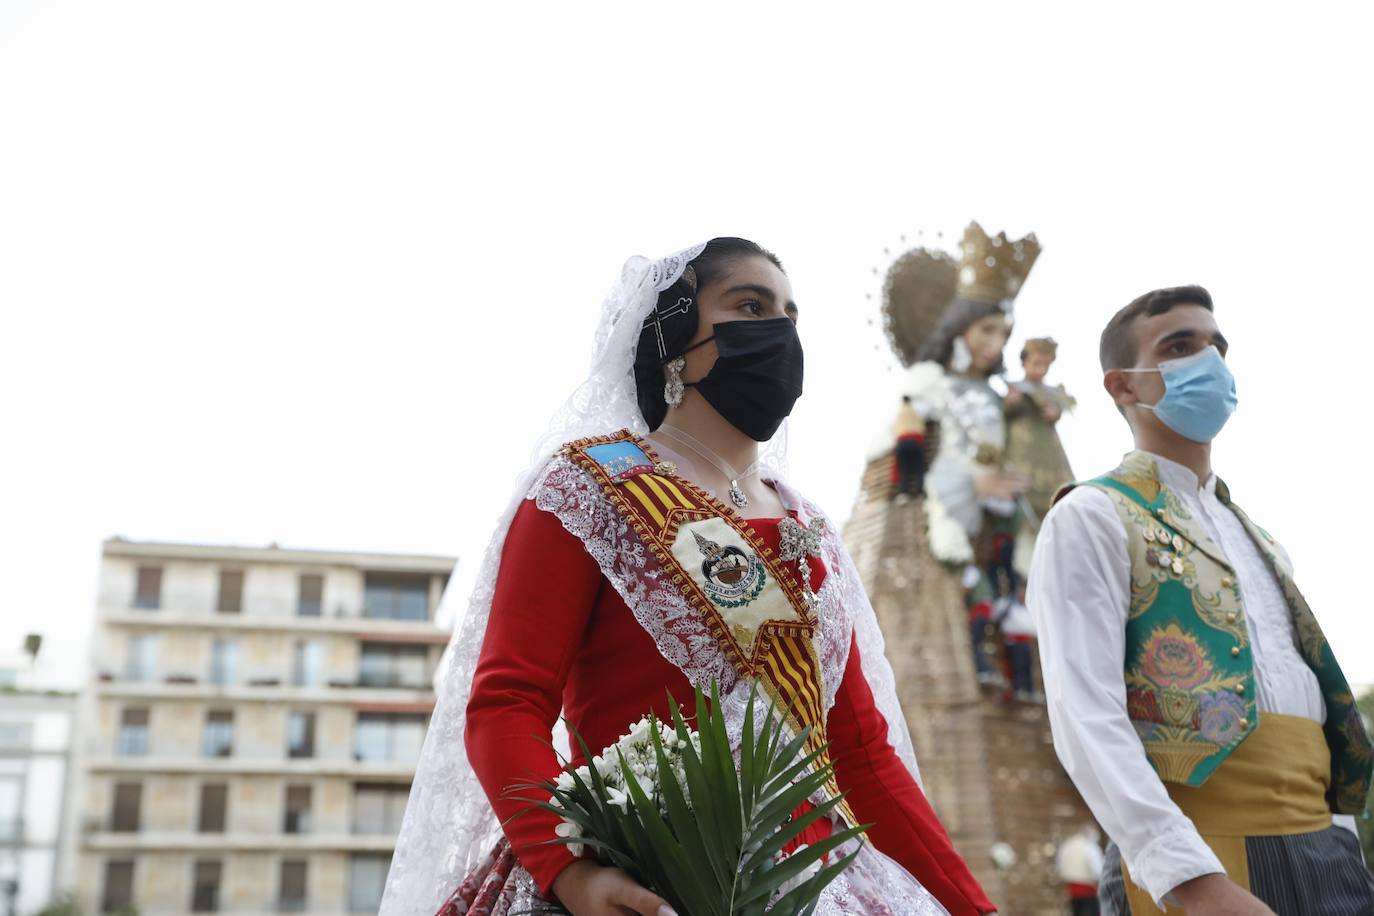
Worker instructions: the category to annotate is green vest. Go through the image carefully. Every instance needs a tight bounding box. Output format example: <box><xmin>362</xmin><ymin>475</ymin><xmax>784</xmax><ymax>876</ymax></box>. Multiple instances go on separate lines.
<box><xmin>1059</xmin><ymin>451</ymin><xmax>1372</xmax><ymax>814</ymax></box>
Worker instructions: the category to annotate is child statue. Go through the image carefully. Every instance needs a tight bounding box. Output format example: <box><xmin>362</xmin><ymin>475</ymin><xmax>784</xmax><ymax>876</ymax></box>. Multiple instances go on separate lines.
<box><xmin>1003</xmin><ymin>337</ymin><xmax>1076</xmax><ymax>525</ymax></box>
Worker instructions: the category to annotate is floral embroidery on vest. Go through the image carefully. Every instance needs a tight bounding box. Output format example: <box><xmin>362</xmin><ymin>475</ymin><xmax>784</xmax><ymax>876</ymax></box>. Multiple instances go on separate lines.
<box><xmin>1055</xmin><ymin>452</ymin><xmax>1373</xmax><ymax>812</ymax></box>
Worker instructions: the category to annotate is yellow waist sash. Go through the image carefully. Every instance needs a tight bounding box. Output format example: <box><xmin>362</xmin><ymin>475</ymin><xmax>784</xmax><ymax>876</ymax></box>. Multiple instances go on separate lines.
<box><xmin>1123</xmin><ymin>713</ymin><xmax>1333</xmax><ymax>915</ymax></box>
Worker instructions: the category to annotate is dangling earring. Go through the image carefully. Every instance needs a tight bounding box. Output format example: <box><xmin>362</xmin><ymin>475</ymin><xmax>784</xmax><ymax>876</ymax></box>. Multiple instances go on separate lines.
<box><xmin>664</xmin><ymin>357</ymin><xmax>686</xmax><ymax>408</ymax></box>
<box><xmin>952</xmin><ymin>337</ymin><xmax>974</xmax><ymax>373</ymax></box>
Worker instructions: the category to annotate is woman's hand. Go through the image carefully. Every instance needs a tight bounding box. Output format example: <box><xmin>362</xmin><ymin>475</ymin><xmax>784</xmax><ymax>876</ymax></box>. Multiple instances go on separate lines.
<box><xmin>551</xmin><ymin>860</ymin><xmax>678</xmax><ymax>916</ymax></box>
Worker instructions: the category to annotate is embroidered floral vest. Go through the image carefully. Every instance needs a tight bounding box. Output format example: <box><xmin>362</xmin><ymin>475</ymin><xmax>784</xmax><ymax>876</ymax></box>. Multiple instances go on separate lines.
<box><xmin>1060</xmin><ymin>452</ymin><xmax>1372</xmax><ymax>813</ymax></box>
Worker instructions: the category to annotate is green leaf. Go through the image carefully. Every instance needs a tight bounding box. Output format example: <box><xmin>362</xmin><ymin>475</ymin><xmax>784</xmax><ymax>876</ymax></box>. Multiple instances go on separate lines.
<box><xmin>672</xmin><ymin>696</ymin><xmax>733</xmax><ymax>888</ymax></box>
<box><xmin>512</xmin><ymin>679</ymin><xmax>862</xmax><ymax>914</ymax></box>
<box><xmin>703</xmin><ymin>683</ymin><xmax>744</xmax><ymax>837</ymax></box>
<box><xmin>616</xmin><ymin>751</ymin><xmax>711</xmax><ymax>916</ymax></box>
<box><xmin>651</xmin><ymin>721</ymin><xmax>725</xmax><ymax>913</ymax></box>
<box><xmin>734</xmin><ymin>827</ymin><xmax>866</xmax><ymax>908</ymax></box>
<box><xmin>739</xmin><ymin>795</ymin><xmax>851</xmax><ymax>870</ymax></box>
<box><xmin>768</xmin><ymin>841</ymin><xmax>864</xmax><ymax>916</ymax></box>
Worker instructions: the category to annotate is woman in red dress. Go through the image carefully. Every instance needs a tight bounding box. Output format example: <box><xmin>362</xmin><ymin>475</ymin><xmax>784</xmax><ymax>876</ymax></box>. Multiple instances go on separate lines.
<box><xmin>381</xmin><ymin>239</ymin><xmax>995</xmax><ymax>916</ymax></box>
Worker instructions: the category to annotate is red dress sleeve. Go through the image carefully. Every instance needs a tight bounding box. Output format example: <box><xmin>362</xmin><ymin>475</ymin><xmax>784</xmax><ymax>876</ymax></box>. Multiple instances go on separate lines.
<box><xmin>828</xmin><ymin>634</ymin><xmax>996</xmax><ymax>915</ymax></box>
<box><xmin>464</xmin><ymin>498</ymin><xmax>601</xmax><ymax>895</ymax></box>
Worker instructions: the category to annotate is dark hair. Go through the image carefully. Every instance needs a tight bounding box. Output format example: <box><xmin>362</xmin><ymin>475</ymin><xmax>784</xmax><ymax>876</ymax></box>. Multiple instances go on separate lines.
<box><xmin>915</xmin><ymin>297</ymin><xmax>1008</xmax><ymax>375</ymax></box>
<box><xmin>633</xmin><ymin>237</ymin><xmax>785</xmax><ymax>430</ymax></box>
<box><xmin>1099</xmin><ymin>285</ymin><xmax>1213</xmax><ymax>371</ymax></box>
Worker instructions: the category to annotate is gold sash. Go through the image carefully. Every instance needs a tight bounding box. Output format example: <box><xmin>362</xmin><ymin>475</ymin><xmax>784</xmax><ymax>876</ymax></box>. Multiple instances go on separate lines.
<box><xmin>563</xmin><ymin>432</ymin><xmax>853</xmax><ymax>822</ymax></box>
<box><xmin>1123</xmin><ymin>713</ymin><xmax>1334</xmax><ymax>914</ymax></box>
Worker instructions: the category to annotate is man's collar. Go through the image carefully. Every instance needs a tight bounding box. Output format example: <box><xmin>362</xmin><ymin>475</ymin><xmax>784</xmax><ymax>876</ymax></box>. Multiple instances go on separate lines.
<box><xmin>1130</xmin><ymin>449</ymin><xmax>1218</xmax><ymax>498</ymax></box>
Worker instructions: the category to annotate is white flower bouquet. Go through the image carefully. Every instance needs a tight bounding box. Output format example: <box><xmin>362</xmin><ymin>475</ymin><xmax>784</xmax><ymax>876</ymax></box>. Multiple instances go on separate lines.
<box><xmin>510</xmin><ymin>683</ymin><xmax>867</xmax><ymax>916</ymax></box>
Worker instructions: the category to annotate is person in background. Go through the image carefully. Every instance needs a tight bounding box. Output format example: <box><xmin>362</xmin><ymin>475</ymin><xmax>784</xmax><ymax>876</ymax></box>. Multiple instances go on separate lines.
<box><xmin>962</xmin><ymin>564</ymin><xmax>1002</xmax><ymax>687</ymax></box>
<box><xmin>892</xmin><ymin>394</ymin><xmax>928</xmax><ymax>502</ymax></box>
<box><xmin>1056</xmin><ymin>824</ymin><xmax>1105</xmax><ymax>916</ymax></box>
<box><xmin>993</xmin><ymin>593</ymin><xmax>1037</xmax><ymax>701</ymax></box>
<box><xmin>1028</xmin><ymin>285</ymin><xmax>1373</xmax><ymax>915</ymax></box>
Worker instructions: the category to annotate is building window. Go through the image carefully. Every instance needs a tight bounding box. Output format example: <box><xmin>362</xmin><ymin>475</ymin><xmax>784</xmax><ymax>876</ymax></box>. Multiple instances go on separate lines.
<box><xmin>209</xmin><ymin>638</ymin><xmax>239</xmax><ymax>687</ymax></box>
<box><xmin>102</xmin><ymin>860</ymin><xmax>135</xmax><ymax>912</ymax></box>
<box><xmin>116</xmin><ymin>707</ymin><xmax>150</xmax><ymax>756</ymax></box>
<box><xmin>191</xmin><ymin>859</ymin><xmax>223</xmax><ymax>912</ymax></box>
<box><xmin>347</xmin><ymin>854</ymin><xmax>391</xmax><ymax>912</ymax></box>
<box><xmin>283</xmin><ymin>784</ymin><xmax>312</xmax><ymax>834</ymax></box>
<box><xmin>0</xmin><ymin>721</ymin><xmax>32</xmax><ymax>750</ymax></box>
<box><xmin>287</xmin><ymin>711</ymin><xmax>316</xmax><ymax>759</ymax></box>
<box><xmin>133</xmin><ymin>566</ymin><xmax>162</xmax><ymax>610</ymax></box>
<box><xmin>358</xmin><ymin>643</ymin><xmax>430</xmax><ymax>689</ymax></box>
<box><xmin>291</xmin><ymin>640</ymin><xmax>322</xmax><ymax>688</ymax></box>
<box><xmin>197</xmin><ymin>783</ymin><xmax>228</xmax><ymax>833</ymax></box>
<box><xmin>110</xmin><ymin>782</ymin><xmax>142</xmax><ymax>832</ymax></box>
<box><xmin>351</xmin><ymin>783</ymin><xmax>410</xmax><ymax>835</ymax></box>
<box><xmin>354</xmin><ymin>713</ymin><xmax>427</xmax><ymax>764</ymax></box>
<box><xmin>0</xmin><ymin>774</ymin><xmax>22</xmax><ymax>843</ymax></box>
<box><xmin>363</xmin><ymin>573</ymin><xmax>430</xmax><ymax>621</ymax></box>
<box><xmin>203</xmin><ymin>710</ymin><xmax>234</xmax><ymax>758</ymax></box>
<box><xmin>216</xmin><ymin>569</ymin><xmax>244</xmax><ymax>614</ymax></box>
<box><xmin>297</xmin><ymin>573</ymin><xmax>324</xmax><ymax>618</ymax></box>
<box><xmin>124</xmin><ymin>633</ymin><xmax>157</xmax><ymax>682</ymax></box>
<box><xmin>278</xmin><ymin>859</ymin><xmax>308</xmax><ymax>912</ymax></box>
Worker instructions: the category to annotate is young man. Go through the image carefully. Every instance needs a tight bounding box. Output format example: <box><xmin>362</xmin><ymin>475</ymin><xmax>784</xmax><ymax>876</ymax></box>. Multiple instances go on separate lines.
<box><xmin>1027</xmin><ymin>286</ymin><xmax>1373</xmax><ymax>915</ymax></box>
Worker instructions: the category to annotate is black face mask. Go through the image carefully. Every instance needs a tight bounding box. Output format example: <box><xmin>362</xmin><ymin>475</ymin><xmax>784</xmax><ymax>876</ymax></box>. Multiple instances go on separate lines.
<box><xmin>682</xmin><ymin>317</ymin><xmax>805</xmax><ymax>442</ymax></box>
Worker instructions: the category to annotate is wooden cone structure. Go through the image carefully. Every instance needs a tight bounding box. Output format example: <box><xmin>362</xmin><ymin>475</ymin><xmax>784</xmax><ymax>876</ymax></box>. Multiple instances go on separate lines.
<box><xmin>843</xmin><ymin>453</ymin><xmax>1095</xmax><ymax>915</ymax></box>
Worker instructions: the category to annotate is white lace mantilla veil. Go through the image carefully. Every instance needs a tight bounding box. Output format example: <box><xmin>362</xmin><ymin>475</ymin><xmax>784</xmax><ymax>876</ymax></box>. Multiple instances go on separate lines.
<box><xmin>381</xmin><ymin>243</ymin><xmax>924</xmax><ymax>915</ymax></box>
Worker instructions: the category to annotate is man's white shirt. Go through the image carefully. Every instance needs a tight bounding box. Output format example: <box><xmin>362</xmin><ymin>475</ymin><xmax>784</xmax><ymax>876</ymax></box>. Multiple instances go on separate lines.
<box><xmin>1026</xmin><ymin>452</ymin><xmax>1353</xmax><ymax>905</ymax></box>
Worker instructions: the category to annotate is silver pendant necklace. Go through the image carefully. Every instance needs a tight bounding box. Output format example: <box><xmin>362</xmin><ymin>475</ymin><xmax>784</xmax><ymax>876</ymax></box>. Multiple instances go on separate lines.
<box><xmin>656</xmin><ymin>425</ymin><xmax>759</xmax><ymax>509</ymax></box>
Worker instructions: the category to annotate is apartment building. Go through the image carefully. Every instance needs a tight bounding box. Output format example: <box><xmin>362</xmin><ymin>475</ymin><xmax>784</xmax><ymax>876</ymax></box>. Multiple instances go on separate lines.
<box><xmin>74</xmin><ymin>539</ymin><xmax>454</xmax><ymax>915</ymax></box>
<box><xmin>0</xmin><ymin>655</ymin><xmax>76</xmax><ymax>916</ymax></box>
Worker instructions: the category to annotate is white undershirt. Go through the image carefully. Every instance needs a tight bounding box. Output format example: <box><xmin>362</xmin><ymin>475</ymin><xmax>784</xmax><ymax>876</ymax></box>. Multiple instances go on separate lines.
<box><xmin>1027</xmin><ymin>451</ymin><xmax>1349</xmax><ymax>905</ymax></box>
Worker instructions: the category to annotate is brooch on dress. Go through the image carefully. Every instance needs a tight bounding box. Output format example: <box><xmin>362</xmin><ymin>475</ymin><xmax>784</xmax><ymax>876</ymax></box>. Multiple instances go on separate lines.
<box><xmin>778</xmin><ymin>516</ymin><xmax>827</xmax><ymax>611</ymax></box>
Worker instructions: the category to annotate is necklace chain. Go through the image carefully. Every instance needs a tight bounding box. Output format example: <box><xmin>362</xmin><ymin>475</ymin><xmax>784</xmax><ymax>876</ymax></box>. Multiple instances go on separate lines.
<box><xmin>656</xmin><ymin>425</ymin><xmax>759</xmax><ymax>508</ymax></box>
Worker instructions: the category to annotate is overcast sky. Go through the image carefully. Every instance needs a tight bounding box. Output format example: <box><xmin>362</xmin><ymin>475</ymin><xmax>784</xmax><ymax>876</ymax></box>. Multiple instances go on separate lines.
<box><xmin>2</xmin><ymin>2</ymin><xmax>1371</xmax><ymax>690</ymax></box>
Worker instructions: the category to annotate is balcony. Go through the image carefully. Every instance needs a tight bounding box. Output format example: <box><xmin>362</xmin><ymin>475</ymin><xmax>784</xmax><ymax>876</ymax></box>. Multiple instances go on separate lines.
<box><xmin>93</xmin><ymin>679</ymin><xmax>436</xmax><ymax>708</ymax></box>
<box><xmin>81</xmin><ymin>829</ymin><xmax>399</xmax><ymax>853</ymax></box>
<box><xmin>98</xmin><ymin>606</ymin><xmax>450</xmax><ymax>643</ymax></box>
<box><xmin>83</xmin><ymin>755</ymin><xmax>417</xmax><ymax>779</ymax></box>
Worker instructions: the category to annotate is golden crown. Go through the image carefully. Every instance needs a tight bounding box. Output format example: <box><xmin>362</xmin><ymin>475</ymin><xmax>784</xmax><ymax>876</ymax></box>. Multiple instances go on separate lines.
<box><xmin>955</xmin><ymin>222</ymin><xmax>1041</xmax><ymax>306</ymax></box>
<box><xmin>882</xmin><ymin>221</ymin><xmax>1042</xmax><ymax>367</ymax></box>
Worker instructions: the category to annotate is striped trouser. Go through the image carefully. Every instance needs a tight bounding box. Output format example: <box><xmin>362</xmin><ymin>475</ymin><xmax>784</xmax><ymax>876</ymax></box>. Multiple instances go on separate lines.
<box><xmin>1099</xmin><ymin>828</ymin><xmax>1374</xmax><ymax>916</ymax></box>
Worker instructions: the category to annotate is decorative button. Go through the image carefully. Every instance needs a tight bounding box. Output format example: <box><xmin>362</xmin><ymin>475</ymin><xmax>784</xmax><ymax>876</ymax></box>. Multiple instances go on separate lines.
<box><xmin>1154</xmin><ymin>506</ymin><xmax>1166</xmax><ymax>517</ymax></box>
<box><xmin>1231</xmin><ymin>646</ymin><xmax>1241</xmax><ymax>657</ymax></box>
<box><xmin>1234</xmin><ymin>683</ymin><xmax>1245</xmax><ymax>695</ymax></box>
<box><xmin>1239</xmin><ymin>718</ymin><xmax>1250</xmax><ymax>729</ymax></box>
<box><xmin>1221</xmin><ymin>577</ymin><xmax>1233</xmax><ymax>588</ymax></box>
<box><xmin>1227</xmin><ymin>612</ymin><xmax>1238</xmax><ymax>623</ymax></box>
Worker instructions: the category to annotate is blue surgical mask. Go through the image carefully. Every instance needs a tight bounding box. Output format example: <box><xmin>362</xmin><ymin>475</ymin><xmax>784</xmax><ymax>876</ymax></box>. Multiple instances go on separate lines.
<box><xmin>1122</xmin><ymin>345</ymin><xmax>1238</xmax><ymax>443</ymax></box>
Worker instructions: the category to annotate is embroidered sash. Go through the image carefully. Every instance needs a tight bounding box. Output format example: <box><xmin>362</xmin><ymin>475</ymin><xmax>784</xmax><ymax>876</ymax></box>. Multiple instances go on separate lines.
<box><xmin>562</xmin><ymin>430</ymin><xmax>852</xmax><ymax>822</ymax></box>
